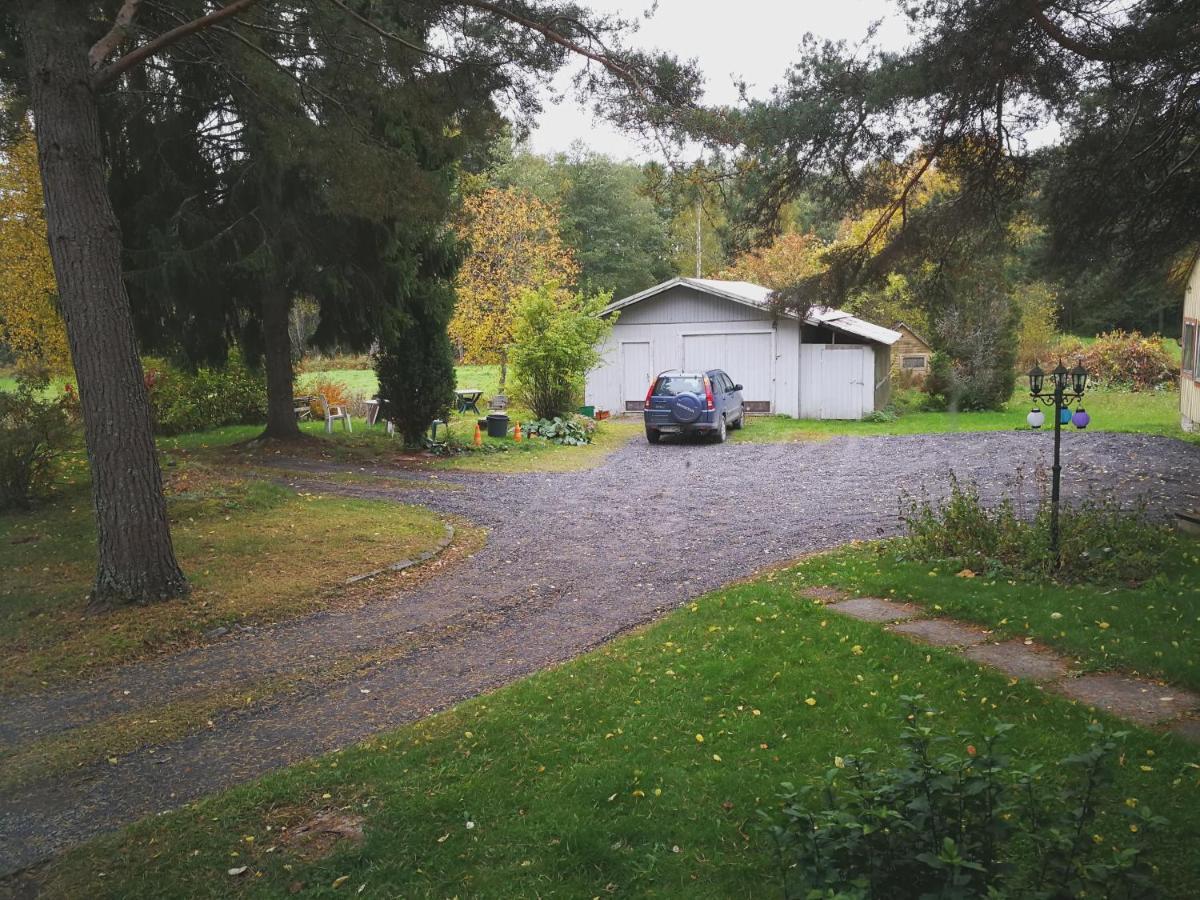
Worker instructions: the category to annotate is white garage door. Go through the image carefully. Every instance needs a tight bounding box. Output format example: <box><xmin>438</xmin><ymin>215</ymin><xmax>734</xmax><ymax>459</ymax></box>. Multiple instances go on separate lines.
<box><xmin>682</xmin><ymin>332</ymin><xmax>774</xmax><ymax>411</ymax></box>
<box><xmin>800</xmin><ymin>344</ymin><xmax>872</xmax><ymax>419</ymax></box>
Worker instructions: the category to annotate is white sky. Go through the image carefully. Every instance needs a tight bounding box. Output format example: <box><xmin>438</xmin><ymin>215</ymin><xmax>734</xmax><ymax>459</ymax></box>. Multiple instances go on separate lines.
<box><xmin>526</xmin><ymin>0</ymin><xmax>912</xmax><ymax>160</ymax></box>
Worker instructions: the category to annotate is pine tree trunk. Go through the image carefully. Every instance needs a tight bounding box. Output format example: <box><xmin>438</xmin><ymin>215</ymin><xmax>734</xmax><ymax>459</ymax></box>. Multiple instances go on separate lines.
<box><xmin>19</xmin><ymin>1</ymin><xmax>188</xmax><ymax>611</ymax></box>
<box><xmin>260</xmin><ymin>288</ymin><xmax>302</xmax><ymax>439</ymax></box>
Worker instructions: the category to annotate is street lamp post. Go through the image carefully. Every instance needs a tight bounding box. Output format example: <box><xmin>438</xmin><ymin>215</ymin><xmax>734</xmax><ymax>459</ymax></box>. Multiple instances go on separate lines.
<box><xmin>1026</xmin><ymin>359</ymin><xmax>1090</xmax><ymax>565</ymax></box>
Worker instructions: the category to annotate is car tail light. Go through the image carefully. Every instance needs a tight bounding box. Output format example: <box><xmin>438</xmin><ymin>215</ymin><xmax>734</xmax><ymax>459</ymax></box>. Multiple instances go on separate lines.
<box><xmin>644</xmin><ymin>379</ymin><xmax>655</xmax><ymax>409</ymax></box>
<box><xmin>704</xmin><ymin>376</ymin><xmax>715</xmax><ymax>410</ymax></box>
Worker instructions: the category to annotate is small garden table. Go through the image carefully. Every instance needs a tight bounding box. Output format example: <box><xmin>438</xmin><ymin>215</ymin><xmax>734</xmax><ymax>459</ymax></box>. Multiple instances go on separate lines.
<box><xmin>455</xmin><ymin>389</ymin><xmax>484</xmax><ymax>415</ymax></box>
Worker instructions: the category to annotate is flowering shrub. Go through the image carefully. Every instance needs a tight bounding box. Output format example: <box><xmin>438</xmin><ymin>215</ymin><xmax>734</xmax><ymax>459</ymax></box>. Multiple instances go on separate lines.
<box><xmin>1054</xmin><ymin>331</ymin><xmax>1178</xmax><ymax>390</ymax></box>
<box><xmin>766</xmin><ymin>701</ymin><xmax>1165</xmax><ymax>899</ymax></box>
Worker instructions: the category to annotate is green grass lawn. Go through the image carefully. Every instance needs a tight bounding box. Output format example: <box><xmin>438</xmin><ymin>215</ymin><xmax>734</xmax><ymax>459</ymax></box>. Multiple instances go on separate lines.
<box><xmin>731</xmin><ymin>385</ymin><xmax>1192</xmax><ymax>443</ymax></box>
<box><xmin>0</xmin><ymin>463</ymin><xmax>448</xmax><ymax>692</ymax></box>
<box><xmin>790</xmin><ymin>542</ymin><xmax>1200</xmax><ymax>693</ymax></box>
<box><xmin>32</xmin><ymin>554</ymin><xmax>1200</xmax><ymax>899</ymax></box>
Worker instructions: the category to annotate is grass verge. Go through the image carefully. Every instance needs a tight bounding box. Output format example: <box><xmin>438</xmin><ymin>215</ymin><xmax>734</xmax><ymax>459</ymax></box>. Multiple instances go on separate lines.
<box><xmin>29</xmin><ymin>558</ymin><xmax>1200</xmax><ymax>899</ymax></box>
<box><xmin>0</xmin><ymin>466</ymin><xmax>449</xmax><ymax>693</ymax></box>
<box><xmin>788</xmin><ymin>540</ymin><xmax>1200</xmax><ymax>692</ymax></box>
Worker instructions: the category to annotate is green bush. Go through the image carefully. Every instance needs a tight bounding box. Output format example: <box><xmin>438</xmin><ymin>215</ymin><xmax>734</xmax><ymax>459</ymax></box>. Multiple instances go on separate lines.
<box><xmin>0</xmin><ymin>374</ymin><xmax>74</xmax><ymax>510</ymax></box>
<box><xmin>510</xmin><ymin>284</ymin><xmax>614</xmax><ymax>421</ymax></box>
<box><xmin>900</xmin><ymin>475</ymin><xmax>1173</xmax><ymax>583</ymax></box>
<box><xmin>525</xmin><ymin>414</ymin><xmax>596</xmax><ymax>445</ymax></box>
<box><xmin>145</xmin><ymin>352</ymin><xmax>267</xmax><ymax>436</ymax></box>
<box><xmin>766</xmin><ymin>701</ymin><xmax>1164</xmax><ymax>900</ymax></box>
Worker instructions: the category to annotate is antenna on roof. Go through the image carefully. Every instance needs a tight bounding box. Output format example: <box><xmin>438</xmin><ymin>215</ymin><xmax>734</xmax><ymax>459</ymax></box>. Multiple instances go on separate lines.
<box><xmin>694</xmin><ymin>196</ymin><xmax>702</xmax><ymax>278</ymax></box>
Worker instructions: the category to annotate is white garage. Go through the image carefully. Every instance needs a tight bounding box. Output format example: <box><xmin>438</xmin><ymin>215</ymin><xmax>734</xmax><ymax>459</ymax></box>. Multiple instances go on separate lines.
<box><xmin>584</xmin><ymin>277</ymin><xmax>901</xmax><ymax>420</ymax></box>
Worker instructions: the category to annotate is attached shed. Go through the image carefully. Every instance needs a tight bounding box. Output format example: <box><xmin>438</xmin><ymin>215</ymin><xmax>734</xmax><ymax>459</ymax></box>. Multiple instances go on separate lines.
<box><xmin>584</xmin><ymin>277</ymin><xmax>901</xmax><ymax>420</ymax></box>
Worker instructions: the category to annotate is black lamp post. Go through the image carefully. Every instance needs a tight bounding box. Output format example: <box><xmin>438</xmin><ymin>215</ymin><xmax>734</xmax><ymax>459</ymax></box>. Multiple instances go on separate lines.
<box><xmin>1026</xmin><ymin>357</ymin><xmax>1090</xmax><ymax>564</ymax></box>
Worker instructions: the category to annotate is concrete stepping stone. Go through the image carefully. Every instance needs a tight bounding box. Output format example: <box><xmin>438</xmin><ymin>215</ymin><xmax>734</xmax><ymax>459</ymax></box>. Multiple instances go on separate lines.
<box><xmin>800</xmin><ymin>586</ymin><xmax>851</xmax><ymax>603</ymax></box>
<box><xmin>1168</xmin><ymin>718</ymin><xmax>1200</xmax><ymax>745</ymax></box>
<box><xmin>827</xmin><ymin>597</ymin><xmax>923</xmax><ymax>623</ymax></box>
<box><xmin>963</xmin><ymin>640</ymin><xmax>1070</xmax><ymax>682</ymax></box>
<box><xmin>1052</xmin><ymin>674</ymin><xmax>1200</xmax><ymax>726</ymax></box>
<box><xmin>889</xmin><ymin>618</ymin><xmax>989</xmax><ymax>648</ymax></box>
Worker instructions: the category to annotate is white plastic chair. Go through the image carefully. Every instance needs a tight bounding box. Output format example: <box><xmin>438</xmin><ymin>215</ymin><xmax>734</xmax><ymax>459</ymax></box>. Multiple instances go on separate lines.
<box><xmin>319</xmin><ymin>395</ymin><xmax>353</xmax><ymax>433</ymax></box>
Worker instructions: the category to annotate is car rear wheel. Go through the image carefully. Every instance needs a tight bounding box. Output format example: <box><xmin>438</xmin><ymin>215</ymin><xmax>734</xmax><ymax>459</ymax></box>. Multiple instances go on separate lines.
<box><xmin>714</xmin><ymin>415</ymin><xmax>727</xmax><ymax>443</ymax></box>
<box><xmin>646</xmin><ymin>428</ymin><xmax>661</xmax><ymax>444</ymax></box>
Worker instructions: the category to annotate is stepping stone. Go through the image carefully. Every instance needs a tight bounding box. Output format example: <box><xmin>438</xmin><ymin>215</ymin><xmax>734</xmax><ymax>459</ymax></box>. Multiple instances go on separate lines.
<box><xmin>1051</xmin><ymin>674</ymin><xmax>1200</xmax><ymax>726</ymax></box>
<box><xmin>827</xmin><ymin>597</ymin><xmax>923</xmax><ymax>623</ymax></box>
<box><xmin>889</xmin><ymin>618</ymin><xmax>989</xmax><ymax>648</ymax></box>
<box><xmin>800</xmin><ymin>586</ymin><xmax>851</xmax><ymax>603</ymax></box>
<box><xmin>1168</xmin><ymin>718</ymin><xmax>1200</xmax><ymax>745</ymax></box>
<box><xmin>963</xmin><ymin>640</ymin><xmax>1070</xmax><ymax>682</ymax></box>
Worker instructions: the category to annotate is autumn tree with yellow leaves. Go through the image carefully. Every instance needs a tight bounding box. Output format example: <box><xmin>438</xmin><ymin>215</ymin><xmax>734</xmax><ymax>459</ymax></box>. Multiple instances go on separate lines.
<box><xmin>451</xmin><ymin>187</ymin><xmax>579</xmax><ymax>389</ymax></box>
<box><xmin>0</xmin><ymin>127</ymin><xmax>70</xmax><ymax>373</ymax></box>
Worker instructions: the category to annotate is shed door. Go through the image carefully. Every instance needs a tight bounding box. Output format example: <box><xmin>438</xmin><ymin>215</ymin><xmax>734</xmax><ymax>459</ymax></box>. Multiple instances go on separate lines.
<box><xmin>682</xmin><ymin>332</ymin><xmax>773</xmax><ymax>411</ymax></box>
<box><xmin>817</xmin><ymin>345</ymin><xmax>871</xmax><ymax>419</ymax></box>
<box><xmin>621</xmin><ymin>341</ymin><xmax>652</xmax><ymax>411</ymax></box>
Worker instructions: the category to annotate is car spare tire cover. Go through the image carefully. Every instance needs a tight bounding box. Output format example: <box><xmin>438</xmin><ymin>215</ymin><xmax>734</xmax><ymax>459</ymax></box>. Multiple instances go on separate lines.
<box><xmin>670</xmin><ymin>394</ymin><xmax>703</xmax><ymax>423</ymax></box>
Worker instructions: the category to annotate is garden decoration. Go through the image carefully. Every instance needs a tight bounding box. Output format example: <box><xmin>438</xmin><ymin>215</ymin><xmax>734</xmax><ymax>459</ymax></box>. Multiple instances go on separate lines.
<box><xmin>1026</xmin><ymin>359</ymin><xmax>1090</xmax><ymax>564</ymax></box>
<box><xmin>513</xmin><ymin>421</ymin><xmax>522</xmax><ymax>442</ymax></box>
<box><xmin>472</xmin><ymin>422</ymin><xmax>482</xmax><ymax>447</ymax></box>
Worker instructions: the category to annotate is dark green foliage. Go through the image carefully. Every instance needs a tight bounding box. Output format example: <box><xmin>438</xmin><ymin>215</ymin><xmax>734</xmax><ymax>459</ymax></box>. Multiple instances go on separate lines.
<box><xmin>374</xmin><ymin>238</ymin><xmax>458</xmax><ymax>448</ymax></box>
<box><xmin>0</xmin><ymin>373</ymin><xmax>73</xmax><ymax>510</ymax></box>
<box><xmin>900</xmin><ymin>476</ymin><xmax>1173</xmax><ymax>584</ymax></box>
<box><xmin>767</xmin><ymin>702</ymin><xmax>1165</xmax><ymax>900</ymax></box>
<box><xmin>143</xmin><ymin>353</ymin><xmax>267</xmax><ymax>436</ymax></box>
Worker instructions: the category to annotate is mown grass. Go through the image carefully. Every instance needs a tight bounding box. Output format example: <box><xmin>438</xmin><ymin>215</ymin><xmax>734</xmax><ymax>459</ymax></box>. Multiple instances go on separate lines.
<box><xmin>32</xmin><ymin>560</ymin><xmax>1200</xmax><ymax>899</ymax></box>
<box><xmin>790</xmin><ymin>541</ymin><xmax>1200</xmax><ymax>693</ymax></box>
<box><xmin>730</xmin><ymin>385</ymin><xmax>1192</xmax><ymax>444</ymax></box>
<box><xmin>0</xmin><ymin>464</ymin><xmax>448</xmax><ymax>692</ymax></box>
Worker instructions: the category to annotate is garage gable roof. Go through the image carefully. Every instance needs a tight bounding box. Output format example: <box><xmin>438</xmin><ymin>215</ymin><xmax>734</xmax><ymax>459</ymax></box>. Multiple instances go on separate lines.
<box><xmin>599</xmin><ymin>277</ymin><xmax>901</xmax><ymax>346</ymax></box>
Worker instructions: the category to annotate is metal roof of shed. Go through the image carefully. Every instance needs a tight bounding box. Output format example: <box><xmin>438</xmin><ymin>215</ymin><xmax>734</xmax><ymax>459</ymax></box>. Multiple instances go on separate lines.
<box><xmin>599</xmin><ymin>277</ymin><xmax>901</xmax><ymax>346</ymax></box>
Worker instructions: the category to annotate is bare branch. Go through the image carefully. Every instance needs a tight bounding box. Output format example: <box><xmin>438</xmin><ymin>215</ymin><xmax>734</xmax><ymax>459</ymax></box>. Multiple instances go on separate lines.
<box><xmin>89</xmin><ymin>0</ymin><xmax>143</xmax><ymax>68</ymax></box>
<box><xmin>92</xmin><ymin>0</ymin><xmax>260</xmax><ymax>89</ymax></box>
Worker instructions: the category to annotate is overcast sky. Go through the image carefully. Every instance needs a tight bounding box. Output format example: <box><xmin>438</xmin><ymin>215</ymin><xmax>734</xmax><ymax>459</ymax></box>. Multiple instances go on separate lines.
<box><xmin>525</xmin><ymin>0</ymin><xmax>911</xmax><ymax>160</ymax></box>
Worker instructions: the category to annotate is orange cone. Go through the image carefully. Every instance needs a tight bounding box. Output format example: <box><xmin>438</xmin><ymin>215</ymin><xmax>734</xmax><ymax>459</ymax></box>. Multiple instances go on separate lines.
<box><xmin>513</xmin><ymin>421</ymin><xmax>522</xmax><ymax>442</ymax></box>
<box><xmin>473</xmin><ymin>422</ymin><xmax>482</xmax><ymax>446</ymax></box>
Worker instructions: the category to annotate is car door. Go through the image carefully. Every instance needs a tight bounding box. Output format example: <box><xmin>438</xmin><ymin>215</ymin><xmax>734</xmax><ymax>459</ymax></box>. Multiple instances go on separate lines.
<box><xmin>720</xmin><ymin>371</ymin><xmax>743</xmax><ymax>420</ymax></box>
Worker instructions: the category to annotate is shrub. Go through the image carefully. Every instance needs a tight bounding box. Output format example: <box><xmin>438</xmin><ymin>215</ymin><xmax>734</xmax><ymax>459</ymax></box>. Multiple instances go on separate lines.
<box><xmin>510</xmin><ymin>284</ymin><xmax>614</xmax><ymax>421</ymax></box>
<box><xmin>0</xmin><ymin>374</ymin><xmax>74</xmax><ymax>510</ymax></box>
<box><xmin>1055</xmin><ymin>331</ymin><xmax>1177</xmax><ymax>391</ymax></box>
<box><xmin>525</xmin><ymin>414</ymin><xmax>596</xmax><ymax>445</ymax></box>
<box><xmin>900</xmin><ymin>475</ymin><xmax>1173</xmax><ymax>583</ymax></box>
<box><xmin>374</xmin><ymin>276</ymin><xmax>457</xmax><ymax>448</ymax></box>
<box><xmin>766</xmin><ymin>701</ymin><xmax>1165</xmax><ymax>900</ymax></box>
<box><xmin>145</xmin><ymin>352</ymin><xmax>267</xmax><ymax>435</ymax></box>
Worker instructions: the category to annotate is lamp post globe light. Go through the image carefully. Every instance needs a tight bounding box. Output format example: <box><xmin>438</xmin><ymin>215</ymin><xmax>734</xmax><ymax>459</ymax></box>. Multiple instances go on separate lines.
<box><xmin>1026</xmin><ymin>358</ymin><xmax>1091</xmax><ymax>565</ymax></box>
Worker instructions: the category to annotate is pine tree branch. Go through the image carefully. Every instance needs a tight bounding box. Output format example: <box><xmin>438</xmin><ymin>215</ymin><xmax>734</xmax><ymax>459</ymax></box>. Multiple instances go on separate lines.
<box><xmin>92</xmin><ymin>0</ymin><xmax>260</xmax><ymax>89</ymax></box>
<box><xmin>88</xmin><ymin>0</ymin><xmax>143</xmax><ymax>68</ymax></box>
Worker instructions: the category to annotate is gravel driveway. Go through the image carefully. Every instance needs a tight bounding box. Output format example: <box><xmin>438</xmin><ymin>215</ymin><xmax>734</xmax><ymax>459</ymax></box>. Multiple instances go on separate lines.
<box><xmin>2</xmin><ymin>429</ymin><xmax>1197</xmax><ymax>876</ymax></box>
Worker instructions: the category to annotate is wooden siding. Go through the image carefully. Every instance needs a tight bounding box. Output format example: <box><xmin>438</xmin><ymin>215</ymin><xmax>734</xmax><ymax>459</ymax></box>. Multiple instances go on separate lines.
<box><xmin>1183</xmin><ymin>257</ymin><xmax>1200</xmax><ymax>432</ymax></box>
<box><xmin>614</xmin><ymin>285</ymin><xmax>764</xmax><ymax>325</ymax></box>
<box><xmin>892</xmin><ymin>324</ymin><xmax>932</xmax><ymax>376</ymax></box>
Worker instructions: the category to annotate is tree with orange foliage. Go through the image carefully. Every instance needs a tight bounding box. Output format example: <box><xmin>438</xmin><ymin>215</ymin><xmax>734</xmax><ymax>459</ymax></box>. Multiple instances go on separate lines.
<box><xmin>719</xmin><ymin>231</ymin><xmax>825</xmax><ymax>291</ymax></box>
<box><xmin>0</xmin><ymin>127</ymin><xmax>70</xmax><ymax>373</ymax></box>
<box><xmin>451</xmin><ymin>187</ymin><xmax>579</xmax><ymax>389</ymax></box>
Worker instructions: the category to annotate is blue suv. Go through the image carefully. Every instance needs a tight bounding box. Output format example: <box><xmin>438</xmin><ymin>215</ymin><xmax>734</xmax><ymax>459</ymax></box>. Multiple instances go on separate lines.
<box><xmin>643</xmin><ymin>370</ymin><xmax>746</xmax><ymax>444</ymax></box>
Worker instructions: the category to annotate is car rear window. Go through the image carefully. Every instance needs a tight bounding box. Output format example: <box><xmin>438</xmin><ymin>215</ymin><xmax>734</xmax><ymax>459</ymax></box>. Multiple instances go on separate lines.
<box><xmin>654</xmin><ymin>375</ymin><xmax>705</xmax><ymax>396</ymax></box>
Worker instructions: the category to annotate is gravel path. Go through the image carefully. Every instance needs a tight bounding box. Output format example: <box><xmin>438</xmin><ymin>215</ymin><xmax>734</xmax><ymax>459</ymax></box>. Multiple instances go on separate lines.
<box><xmin>2</xmin><ymin>430</ymin><xmax>1197</xmax><ymax>876</ymax></box>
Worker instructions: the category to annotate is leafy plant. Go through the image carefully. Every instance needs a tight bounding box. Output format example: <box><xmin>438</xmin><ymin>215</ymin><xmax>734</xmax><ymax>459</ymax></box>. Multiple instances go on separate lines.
<box><xmin>766</xmin><ymin>700</ymin><xmax>1165</xmax><ymax>900</ymax></box>
<box><xmin>509</xmin><ymin>284</ymin><xmax>613</xmax><ymax>420</ymax></box>
<box><xmin>144</xmin><ymin>352</ymin><xmax>267</xmax><ymax>436</ymax></box>
<box><xmin>524</xmin><ymin>414</ymin><xmax>596</xmax><ymax>445</ymax></box>
<box><xmin>296</xmin><ymin>377</ymin><xmax>350</xmax><ymax>418</ymax></box>
<box><xmin>900</xmin><ymin>475</ymin><xmax>1173</xmax><ymax>584</ymax></box>
<box><xmin>0</xmin><ymin>372</ymin><xmax>74</xmax><ymax>510</ymax></box>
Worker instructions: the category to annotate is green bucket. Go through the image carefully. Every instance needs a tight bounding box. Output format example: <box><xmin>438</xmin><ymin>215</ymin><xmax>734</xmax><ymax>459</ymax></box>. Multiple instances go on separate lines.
<box><xmin>577</xmin><ymin>405</ymin><xmax>595</xmax><ymax>418</ymax></box>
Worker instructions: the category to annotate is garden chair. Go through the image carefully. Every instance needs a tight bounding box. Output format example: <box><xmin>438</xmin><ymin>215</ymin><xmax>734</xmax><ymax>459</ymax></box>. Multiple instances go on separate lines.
<box><xmin>319</xmin><ymin>394</ymin><xmax>353</xmax><ymax>434</ymax></box>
